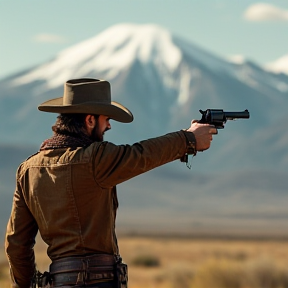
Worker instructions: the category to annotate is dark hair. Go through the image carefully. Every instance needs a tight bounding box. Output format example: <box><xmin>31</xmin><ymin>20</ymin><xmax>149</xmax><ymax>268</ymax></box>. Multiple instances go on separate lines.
<box><xmin>52</xmin><ymin>113</ymin><xmax>99</xmax><ymax>137</ymax></box>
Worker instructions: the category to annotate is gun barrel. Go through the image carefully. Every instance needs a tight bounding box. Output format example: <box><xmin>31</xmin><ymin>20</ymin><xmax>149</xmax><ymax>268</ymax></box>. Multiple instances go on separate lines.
<box><xmin>224</xmin><ymin>109</ymin><xmax>250</xmax><ymax>120</ymax></box>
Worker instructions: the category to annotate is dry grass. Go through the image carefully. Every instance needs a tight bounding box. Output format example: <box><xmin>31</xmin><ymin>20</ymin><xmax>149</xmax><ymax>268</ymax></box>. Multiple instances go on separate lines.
<box><xmin>1</xmin><ymin>236</ymin><xmax>288</xmax><ymax>288</ymax></box>
<box><xmin>119</xmin><ymin>237</ymin><xmax>288</xmax><ymax>288</ymax></box>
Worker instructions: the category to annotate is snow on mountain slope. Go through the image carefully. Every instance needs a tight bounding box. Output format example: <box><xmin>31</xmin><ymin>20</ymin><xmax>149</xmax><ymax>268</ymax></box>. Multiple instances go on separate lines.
<box><xmin>13</xmin><ymin>24</ymin><xmax>182</xmax><ymax>89</ymax></box>
<box><xmin>265</xmin><ymin>54</ymin><xmax>288</xmax><ymax>75</ymax></box>
<box><xmin>12</xmin><ymin>23</ymin><xmax>287</xmax><ymax>104</ymax></box>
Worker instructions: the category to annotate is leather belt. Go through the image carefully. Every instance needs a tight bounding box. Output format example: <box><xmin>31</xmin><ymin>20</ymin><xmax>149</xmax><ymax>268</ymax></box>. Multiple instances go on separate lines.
<box><xmin>50</xmin><ymin>254</ymin><xmax>116</xmax><ymax>274</ymax></box>
<box><xmin>50</xmin><ymin>254</ymin><xmax>117</xmax><ymax>286</ymax></box>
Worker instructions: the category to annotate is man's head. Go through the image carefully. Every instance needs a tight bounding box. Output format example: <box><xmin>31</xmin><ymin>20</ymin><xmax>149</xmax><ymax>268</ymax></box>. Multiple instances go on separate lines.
<box><xmin>52</xmin><ymin>113</ymin><xmax>111</xmax><ymax>142</ymax></box>
<box><xmin>38</xmin><ymin>78</ymin><xmax>133</xmax><ymax>123</ymax></box>
<box><xmin>85</xmin><ymin>114</ymin><xmax>111</xmax><ymax>142</ymax></box>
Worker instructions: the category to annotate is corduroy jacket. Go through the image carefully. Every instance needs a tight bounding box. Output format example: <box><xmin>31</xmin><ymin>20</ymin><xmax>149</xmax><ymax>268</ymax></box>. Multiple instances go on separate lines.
<box><xmin>5</xmin><ymin>131</ymin><xmax>196</xmax><ymax>288</ymax></box>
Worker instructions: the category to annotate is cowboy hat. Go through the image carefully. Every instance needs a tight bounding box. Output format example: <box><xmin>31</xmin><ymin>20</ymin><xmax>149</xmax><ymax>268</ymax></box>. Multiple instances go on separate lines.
<box><xmin>38</xmin><ymin>78</ymin><xmax>133</xmax><ymax>123</ymax></box>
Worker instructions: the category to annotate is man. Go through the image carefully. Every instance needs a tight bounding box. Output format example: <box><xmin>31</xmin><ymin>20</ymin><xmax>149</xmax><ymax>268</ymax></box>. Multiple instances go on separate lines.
<box><xmin>5</xmin><ymin>78</ymin><xmax>217</xmax><ymax>288</ymax></box>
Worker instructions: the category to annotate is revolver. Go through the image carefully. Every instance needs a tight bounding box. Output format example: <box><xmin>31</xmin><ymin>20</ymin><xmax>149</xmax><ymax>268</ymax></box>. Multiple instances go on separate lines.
<box><xmin>181</xmin><ymin>109</ymin><xmax>250</xmax><ymax>168</ymax></box>
<box><xmin>198</xmin><ymin>109</ymin><xmax>250</xmax><ymax>128</ymax></box>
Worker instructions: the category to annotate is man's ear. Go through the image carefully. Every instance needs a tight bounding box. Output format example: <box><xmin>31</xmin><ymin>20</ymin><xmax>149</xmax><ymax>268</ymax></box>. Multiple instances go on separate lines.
<box><xmin>85</xmin><ymin>115</ymin><xmax>96</xmax><ymax>134</ymax></box>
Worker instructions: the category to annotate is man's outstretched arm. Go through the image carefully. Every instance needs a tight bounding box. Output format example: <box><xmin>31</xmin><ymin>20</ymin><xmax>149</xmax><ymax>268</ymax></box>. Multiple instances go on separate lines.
<box><xmin>93</xmin><ymin>121</ymin><xmax>217</xmax><ymax>187</ymax></box>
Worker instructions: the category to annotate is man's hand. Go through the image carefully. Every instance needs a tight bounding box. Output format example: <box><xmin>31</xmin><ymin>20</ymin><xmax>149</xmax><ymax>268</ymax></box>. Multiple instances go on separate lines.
<box><xmin>186</xmin><ymin>120</ymin><xmax>218</xmax><ymax>151</ymax></box>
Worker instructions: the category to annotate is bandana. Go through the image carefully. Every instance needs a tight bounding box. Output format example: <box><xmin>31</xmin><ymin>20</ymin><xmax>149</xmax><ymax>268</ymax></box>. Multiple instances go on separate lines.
<box><xmin>40</xmin><ymin>132</ymin><xmax>94</xmax><ymax>151</ymax></box>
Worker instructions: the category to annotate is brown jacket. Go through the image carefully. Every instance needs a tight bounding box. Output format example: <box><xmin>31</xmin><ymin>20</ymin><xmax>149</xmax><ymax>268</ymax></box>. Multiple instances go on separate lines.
<box><xmin>5</xmin><ymin>131</ymin><xmax>195</xmax><ymax>288</ymax></box>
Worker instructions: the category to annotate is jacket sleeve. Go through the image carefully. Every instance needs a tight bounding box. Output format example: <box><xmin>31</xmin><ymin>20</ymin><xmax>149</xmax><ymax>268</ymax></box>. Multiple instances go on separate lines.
<box><xmin>92</xmin><ymin>131</ymin><xmax>195</xmax><ymax>188</ymax></box>
<box><xmin>5</xmin><ymin>169</ymin><xmax>38</xmax><ymax>288</ymax></box>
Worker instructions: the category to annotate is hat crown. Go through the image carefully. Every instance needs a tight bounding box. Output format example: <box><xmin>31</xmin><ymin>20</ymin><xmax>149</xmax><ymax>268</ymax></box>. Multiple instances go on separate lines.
<box><xmin>63</xmin><ymin>78</ymin><xmax>111</xmax><ymax>105</ymax></box>
<box><xmin>38</xmin><ymin>77</ymin><xmax>133</xmax><ymax>123</ymax></box>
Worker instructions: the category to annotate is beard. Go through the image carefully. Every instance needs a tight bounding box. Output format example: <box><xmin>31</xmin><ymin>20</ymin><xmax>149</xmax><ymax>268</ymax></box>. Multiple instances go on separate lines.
<box><xmin>90</xmin><ymin>122</ymin><xmax>109</xmax><ymax>142</ymax></box>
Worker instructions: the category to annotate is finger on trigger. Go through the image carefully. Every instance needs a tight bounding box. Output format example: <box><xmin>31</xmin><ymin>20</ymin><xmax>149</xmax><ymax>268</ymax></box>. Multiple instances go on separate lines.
<box><xmin>209</xmin><ymin>127</ymin><xmax>218</xmax><ymax>134</ymax></box>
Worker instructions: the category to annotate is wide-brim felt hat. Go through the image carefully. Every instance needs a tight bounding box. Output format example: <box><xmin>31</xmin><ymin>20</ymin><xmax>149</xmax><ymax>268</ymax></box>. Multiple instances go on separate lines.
<box><xmin>38</xmin><ymin>78</ymin><xmax>133</xmax><ymax>123</ymax></box>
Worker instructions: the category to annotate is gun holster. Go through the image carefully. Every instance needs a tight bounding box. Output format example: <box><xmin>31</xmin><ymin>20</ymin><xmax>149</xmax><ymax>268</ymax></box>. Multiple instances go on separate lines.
<box><xmin>31</xmin><ymin>270</ymin><xmax>51</xmax><ymax>288</ymax></box>
<box><xmin>116</xmin><ymin>260</ymin><xmax>128</xmax><ymax>288</ymax></box>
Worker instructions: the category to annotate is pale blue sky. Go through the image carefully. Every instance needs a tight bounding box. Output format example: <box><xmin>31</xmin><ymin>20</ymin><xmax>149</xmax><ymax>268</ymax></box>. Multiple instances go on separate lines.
<box><xmin>0</xmin><ymin>0</ymin><xmax>287</xmax><ymax>79</ymax></box>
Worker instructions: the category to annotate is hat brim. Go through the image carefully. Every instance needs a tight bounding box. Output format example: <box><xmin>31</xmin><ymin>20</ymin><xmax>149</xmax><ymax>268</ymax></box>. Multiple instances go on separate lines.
<box><xmin>38</xmin><ymin>97</ymin><xmax>133</xmax><ymax>123</ymax></box>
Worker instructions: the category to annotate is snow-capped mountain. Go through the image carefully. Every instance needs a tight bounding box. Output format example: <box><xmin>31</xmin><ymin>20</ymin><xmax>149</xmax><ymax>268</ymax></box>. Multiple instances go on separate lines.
<box><xmin>265</xmin><ymin>54</ymin><xmax>288</xmax><ymax>75</ymax></box>
<box><xmin>1</xmin><ymin>23</ymin><xmax>288</xmax><ymax>237</ymax></box>
<box><xmin>12</xmin><ymin>24</ymin><xmax>183</xmax><ymax>89</ymax></box>
<box><xmin>1</xmin><ymin>23</ymin><xmax>287</xmax><ymax>141</ymax></box>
